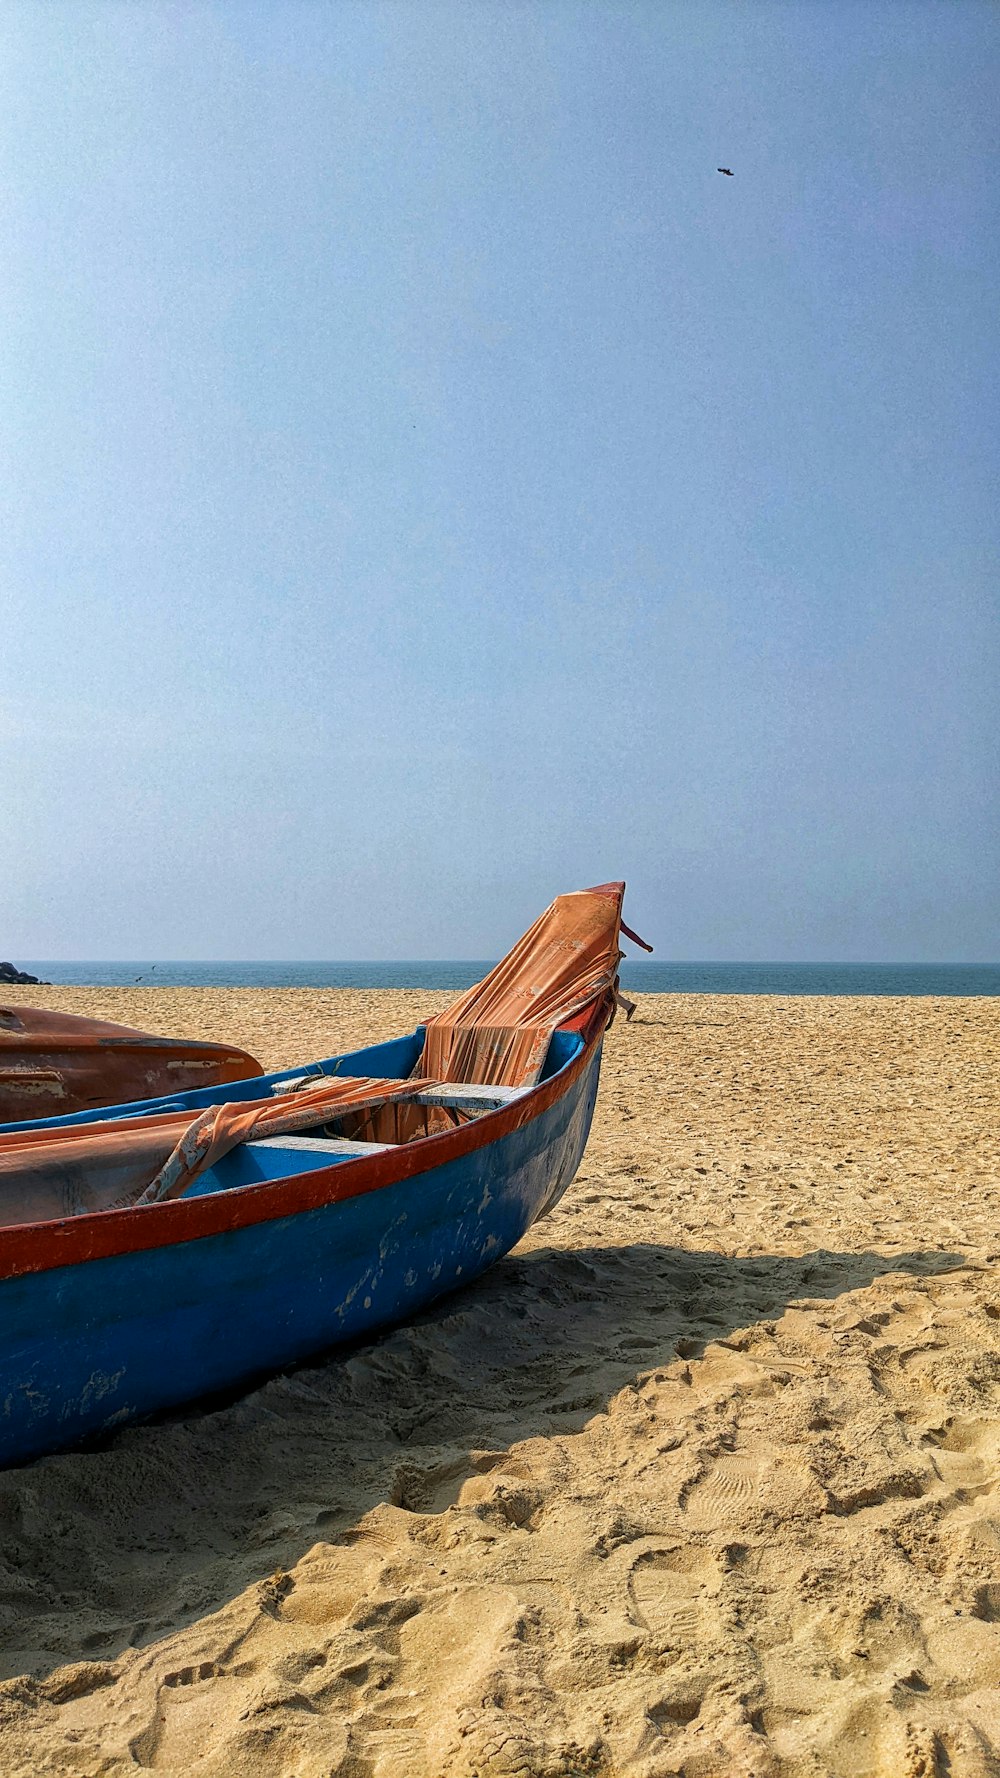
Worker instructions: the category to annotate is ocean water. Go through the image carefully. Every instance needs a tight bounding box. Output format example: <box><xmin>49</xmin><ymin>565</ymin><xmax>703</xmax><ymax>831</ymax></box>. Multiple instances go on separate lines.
<box><xmin>18</xmin><ymin>960</ymin><xmax>1000</xmax><ymax>996</ymax></box>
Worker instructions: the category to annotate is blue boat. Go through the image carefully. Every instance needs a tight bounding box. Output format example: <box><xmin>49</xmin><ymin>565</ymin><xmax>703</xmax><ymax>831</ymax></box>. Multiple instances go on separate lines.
<box><xmin>0</xmin><ymin>885</ymin><xmax>648</xmax><ymax>1467</ymax></box>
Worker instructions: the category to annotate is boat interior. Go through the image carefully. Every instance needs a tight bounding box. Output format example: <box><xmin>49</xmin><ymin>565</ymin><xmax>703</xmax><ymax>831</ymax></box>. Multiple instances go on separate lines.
<box><xmin>163</xmin><ymin>1025</ymin><xmax>584</xmax><ymax>1199</ymax></box>
<box><xmin>0</xmin><ymin>1027</ymin><xmax>587</xmax><ymax>1225</ymax></box>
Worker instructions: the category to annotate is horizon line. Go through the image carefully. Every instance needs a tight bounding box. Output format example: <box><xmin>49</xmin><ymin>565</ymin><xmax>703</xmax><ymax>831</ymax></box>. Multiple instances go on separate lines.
<box><xmin>16</xmin><ymin>958</ymin><xmax>1000</xmax><ymax>970</ymax></box>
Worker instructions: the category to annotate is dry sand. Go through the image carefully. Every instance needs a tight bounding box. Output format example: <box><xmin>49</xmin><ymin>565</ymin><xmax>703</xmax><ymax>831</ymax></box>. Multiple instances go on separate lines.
<box><xmin>1</xmin><ymin>986</ymin><xmax>999</xmax><ymax>1777</ymax></box>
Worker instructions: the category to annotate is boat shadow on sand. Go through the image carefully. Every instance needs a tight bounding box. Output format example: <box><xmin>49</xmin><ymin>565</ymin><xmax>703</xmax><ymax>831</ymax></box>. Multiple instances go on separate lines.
<box><xmin>0</xmin><ymin>1238</ymin><xmax>968</xmax><ymax>1681</ymax></box>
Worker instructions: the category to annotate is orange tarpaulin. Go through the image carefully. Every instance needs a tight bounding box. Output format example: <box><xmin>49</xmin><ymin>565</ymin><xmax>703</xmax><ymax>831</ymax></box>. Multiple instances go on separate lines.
<box><xmin>0</xmin><ymin>1076</ymin><xmax>435</xmax><ymax>1226</ymax></box>
<box><xmin>418</xmin><ymin>883</ymin><xmax>630</xmax><ymax>1087</ymax></box>
<box><xmin>351</xmin><ymin>883</ymin><xmax>636</xmax><ymax>1146</ymax></box>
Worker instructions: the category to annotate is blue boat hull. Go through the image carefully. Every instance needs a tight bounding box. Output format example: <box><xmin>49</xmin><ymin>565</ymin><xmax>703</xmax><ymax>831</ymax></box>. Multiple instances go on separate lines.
<box><xmin>0</xmin><ymin>1033</ymin><xmax>602</xmax><ymax>1468</ymax></box>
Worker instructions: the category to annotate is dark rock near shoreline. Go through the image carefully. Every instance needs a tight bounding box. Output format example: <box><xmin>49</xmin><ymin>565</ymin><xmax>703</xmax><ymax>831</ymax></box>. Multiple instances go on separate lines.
<box><xmin>0</xmin><ymin>962</ymin><xmax>48</xmax><ymax>985</ymax></box>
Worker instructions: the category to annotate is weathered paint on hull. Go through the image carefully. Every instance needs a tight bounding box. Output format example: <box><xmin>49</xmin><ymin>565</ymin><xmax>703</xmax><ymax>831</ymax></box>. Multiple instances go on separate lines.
<box><xmin>0</xmin><ymin>1005</ymin><xmax>263</xmax><ymax>1123</ymax></box>
<box><xmin>0</xmin><ymin>1042</ymin><xmax>601</xmax><ymax>1468</ymax></box>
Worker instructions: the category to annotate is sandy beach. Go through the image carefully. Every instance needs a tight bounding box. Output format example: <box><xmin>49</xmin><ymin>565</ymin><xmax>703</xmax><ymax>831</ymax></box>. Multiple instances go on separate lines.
<box><xmin>1</xmin><ymin>986</ymin><xmax>999</xmax><ymax>1777</ymax></box>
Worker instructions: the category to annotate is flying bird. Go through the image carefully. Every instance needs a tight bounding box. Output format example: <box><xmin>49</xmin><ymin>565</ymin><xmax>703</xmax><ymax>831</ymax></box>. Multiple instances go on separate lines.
<box><xmin>717</xmin><ymin>167</ymin><xmax>733</xmax><ymax>176</ymax></box>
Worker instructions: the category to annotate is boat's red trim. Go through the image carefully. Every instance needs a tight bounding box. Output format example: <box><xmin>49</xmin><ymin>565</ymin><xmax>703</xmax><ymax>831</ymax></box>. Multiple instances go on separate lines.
<box><xmin>0</xmin><ymin>999</ymin><xmax>611</xmax><ymax>1282</ymax></box>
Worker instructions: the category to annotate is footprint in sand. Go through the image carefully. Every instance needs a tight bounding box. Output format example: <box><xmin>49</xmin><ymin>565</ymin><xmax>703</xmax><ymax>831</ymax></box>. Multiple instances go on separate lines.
<box><xmin>360</xmin><ymin>1717</ymin><xmax>426</xmax><ymax>1774</ymax></box>
<box><xmin>682</xmin><ymin>1452</ymin><xmax>763</xmax><ymax>1528</ymax></box>
<box><xmin>922</xmin><ymin>1415</ymin><xmax>1000</xmax><ymax>1486</ymax></box>
<box><xmin>628</xmin><ymin>1546</ymin><xmax>721</xmax><ymax>1649</ymax></box>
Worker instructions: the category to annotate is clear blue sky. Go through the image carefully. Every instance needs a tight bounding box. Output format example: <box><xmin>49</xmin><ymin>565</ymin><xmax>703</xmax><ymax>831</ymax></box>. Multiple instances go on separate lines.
<box><xmin>3</xmin><ymin>1</ymin><xmax>997</xmax><ymax>961</ymax></box>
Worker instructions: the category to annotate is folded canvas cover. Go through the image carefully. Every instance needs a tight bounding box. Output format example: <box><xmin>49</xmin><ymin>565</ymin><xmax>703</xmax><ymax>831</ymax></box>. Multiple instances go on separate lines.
<box><xmin>419</xmin><ymin>882</ymin><xmax>630</xmax><ymax>1087</ymax></box>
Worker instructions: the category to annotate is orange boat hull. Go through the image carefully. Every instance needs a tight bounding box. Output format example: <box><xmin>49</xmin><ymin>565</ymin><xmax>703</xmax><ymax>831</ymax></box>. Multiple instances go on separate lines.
<box><xmin>0</xmin><ymin>1005</ymin><xmax>263</xmax><ymax>1122</ymax></box>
